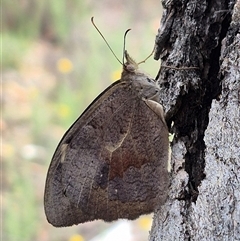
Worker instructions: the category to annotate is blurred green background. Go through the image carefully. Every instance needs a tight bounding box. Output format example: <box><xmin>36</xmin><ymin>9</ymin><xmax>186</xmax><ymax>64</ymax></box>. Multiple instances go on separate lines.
<box><xmin>2</xmin><ymin>1</ymin><xmax>162</xmax><ymax>240</ymax></box>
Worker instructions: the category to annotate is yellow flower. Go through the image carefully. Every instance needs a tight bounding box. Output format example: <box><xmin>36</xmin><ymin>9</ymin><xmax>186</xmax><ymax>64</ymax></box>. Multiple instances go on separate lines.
<box><xmin>138</xmin><ymin>216</ymin><xmax>152</xmax><ymax>230</ymax></box>
<box><xmin>57</xmin><ymin>58</ymin><xmax>73</xmax><ymax>73</ymax></box>
<box><xmin>111</xmin><ymin>69</ymin><xmax>122</xmax><ymax>82</ymax></box>
<box><xmin>69</xmin><ymin>234</ymin><xmax>84</xmax><ymax>241</ymax></box>
<box><xmin>59</xmin><ymin>104</ymin><xmax>71</xmax><ymax>118</ymax></box>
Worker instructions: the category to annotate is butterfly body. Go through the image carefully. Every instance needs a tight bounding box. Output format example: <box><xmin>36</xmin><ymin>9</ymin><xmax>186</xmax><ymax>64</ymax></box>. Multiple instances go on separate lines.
<box><xmin>44</xmin><ymin>51</ymin><xmax>169</xmax><ymax>227</ymax></box>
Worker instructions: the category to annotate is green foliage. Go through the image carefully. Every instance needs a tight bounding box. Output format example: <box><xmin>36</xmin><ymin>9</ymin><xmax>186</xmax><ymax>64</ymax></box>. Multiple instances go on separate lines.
<box><xmin>2</xmin><ymin>33</ymin><xmax>31</xmax><ymax>69</ymax></box>
<box><xmin>4</xmin><ymin>158</ymin><xmax>38</xmax><ymax>241</ymax></box>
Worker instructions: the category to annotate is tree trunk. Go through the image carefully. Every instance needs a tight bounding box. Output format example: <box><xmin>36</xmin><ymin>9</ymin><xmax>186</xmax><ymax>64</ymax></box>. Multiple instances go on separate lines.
<box><xmin>150</xmin><ymin>0</ymin><xmax>240</xmax><ymax>240</ymax></box>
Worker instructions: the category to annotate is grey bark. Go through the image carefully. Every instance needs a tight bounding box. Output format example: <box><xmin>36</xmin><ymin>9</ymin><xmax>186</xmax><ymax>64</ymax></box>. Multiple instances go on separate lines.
<box><xmin>150</xmin><ymin>0</ymin><xmax>240</xmax><ymax>240</ymax></box>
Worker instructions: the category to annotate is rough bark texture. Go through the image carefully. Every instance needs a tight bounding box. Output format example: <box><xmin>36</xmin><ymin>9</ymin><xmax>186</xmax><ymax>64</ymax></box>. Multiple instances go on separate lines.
<box><xmin>150</xmin><ymin>0</ymin><xmax>240</xmax><ymax>240</ymax></box>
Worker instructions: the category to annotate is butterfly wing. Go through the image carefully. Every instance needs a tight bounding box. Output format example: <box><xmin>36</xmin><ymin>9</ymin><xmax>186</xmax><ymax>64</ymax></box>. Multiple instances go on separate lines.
<box><xmin>44</xmin><ymin>80</ymin><xmax>133</xmax><ymax>226</ymax></box>
<box><xmin>44</xmin><ymin>78</ymin><xmax>169</xmax><ymax>227</ymax></box>
<box><xmin>98</xmin><ymin>99</ymin><xmax>169</xmax><ymax>221</ymax></box>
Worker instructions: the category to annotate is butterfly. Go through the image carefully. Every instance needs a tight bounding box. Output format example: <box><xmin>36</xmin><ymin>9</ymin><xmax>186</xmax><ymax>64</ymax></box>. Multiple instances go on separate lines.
<box><xmin>44</xmin><ymin>48</ymin><xmax>169</xmax><ymax>227</ymax></box>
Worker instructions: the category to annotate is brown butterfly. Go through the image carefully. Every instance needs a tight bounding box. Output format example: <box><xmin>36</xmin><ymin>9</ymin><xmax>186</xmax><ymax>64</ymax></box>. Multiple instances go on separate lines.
<box><xmin>44</xmin><ymin>23</ymin><xmax>169</xmax><ymax>227</ymax></box>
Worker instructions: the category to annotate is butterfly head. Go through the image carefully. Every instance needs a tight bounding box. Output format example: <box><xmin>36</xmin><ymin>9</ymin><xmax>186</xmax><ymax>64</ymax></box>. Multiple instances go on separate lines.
<box><xmin>123</xmin><ymin>50</ymin><xmax>139</xmax><ymax>72</ymax></box>
<box><xmin>121</xmin><ymin>51</ymin><xmax>142</xmax><ymax>81</ymax></box>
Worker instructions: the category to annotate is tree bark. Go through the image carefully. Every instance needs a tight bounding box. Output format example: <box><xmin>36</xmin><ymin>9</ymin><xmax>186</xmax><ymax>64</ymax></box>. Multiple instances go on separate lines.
<box><xmin>150</xmin><ymin>0</ymin><xmax>240</xmax><ymax>240</ymax></box>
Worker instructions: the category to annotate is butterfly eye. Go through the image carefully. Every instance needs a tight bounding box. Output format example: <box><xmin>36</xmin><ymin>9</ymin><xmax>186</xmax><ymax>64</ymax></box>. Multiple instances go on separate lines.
<box><xmin>147</xmin><ymin>78</ymin><xmax>152</xmax><ymax>83</ymax></box>
<box><xmin>147</xmin><ymin>78</ymin><xmax>155</xmax><ymax>83</ymax></box>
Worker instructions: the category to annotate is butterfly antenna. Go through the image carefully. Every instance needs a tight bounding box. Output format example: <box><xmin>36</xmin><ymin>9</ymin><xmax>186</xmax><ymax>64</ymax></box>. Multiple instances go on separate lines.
<box><xmin>137</xmin><ymin>45</ymin><xmax>155</xmax><ymax>65</ymax></box>
<box><xmin>91</xmin><ymin>17</ymin><xmax>122</xmax><ymax>65</ymax></box>
<box><xmin>123</xmin><ymin>29</ymin><xmax>131</xmax><ymax>64</ymax></box>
